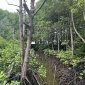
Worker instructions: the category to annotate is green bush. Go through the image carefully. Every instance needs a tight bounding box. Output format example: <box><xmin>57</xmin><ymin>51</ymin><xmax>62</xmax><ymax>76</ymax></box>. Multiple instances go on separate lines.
<box><xmin>74</xmin><ymin>38</ymin><xmax>85</xmax><ymax>57</ymax></box>
<box><xmin>29</xmin><ymin>49</ymin><xmax>46</xmax><ymax>78</ymax></box>
<box><xmin>44</xmin><ymin>49</ymin><xmax>81</xmax><ymax>66</ymax></box>
<box><xmin>0</xmin><ymin>71</ymin><xmax>19</xmax><ymax>85</ymax></box>
<box><xmin>38</xmin><ymin>65</ymin><xmax>46</xmax><ymax>78</ymax></box>
<box><xmin>29</xmin><ymin>49</ymin><xmax>40</xmax><ymax>69</ymax></box>
<box><xmin>57</xmin><ymin>50</ymin><xmax>80</xmax><ymax>66</ymax></box>
<box><xmin>0</xmin><ymin>71</ymin><xmax>6</xmax><ymax>82</ymax></box>
<box><xmin>0</xmin><ymin>81</ymin><xmax>19</xmax><ymax>85</ymax></box>
<box><xmin>78</xmin><ymin>70</ymin><xmax>85</xmax><ymax>80</ymax></box>
<box><xmin>0</xmin><ymin>39</ymin><xmax>20</xmax><ymax>71</ymax></box>
<box><xmin>44</xmin><ymin>48</ymin><xmax>57</xmax><ymax>56</ymax></box>
<box><xmin>6</xmin><ymin>81</ymin><xmax>19</xmax><ymax>85</ymax></box>
<box><xmin>0</xmin><ymin>36</ymin><xmax>7</xmax><ymax>49</ymax></box>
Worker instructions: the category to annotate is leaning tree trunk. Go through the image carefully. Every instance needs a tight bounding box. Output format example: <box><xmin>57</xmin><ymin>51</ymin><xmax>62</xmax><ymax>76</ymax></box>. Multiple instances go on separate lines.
<box><xmin>71</xmin><ymin>11</ymin><xmax>85</xmax><ymax>43</ymax></box>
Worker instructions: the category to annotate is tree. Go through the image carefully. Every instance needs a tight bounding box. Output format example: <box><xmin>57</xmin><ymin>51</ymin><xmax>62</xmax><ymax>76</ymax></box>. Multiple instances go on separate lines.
<box><xmin>0</xmin><ymin>9</ymin><xmax>19</xmax><ymax>39</ymax></box>
<box><xmin>18</xmin><ymin>0</ymin><xmax>47</xmax><ymax>84</ymax></box>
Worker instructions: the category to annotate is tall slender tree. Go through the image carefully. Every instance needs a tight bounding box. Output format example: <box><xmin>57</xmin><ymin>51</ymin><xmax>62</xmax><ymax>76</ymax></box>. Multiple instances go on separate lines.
<box><xmin>19</xmin><ymin>0</ymin><xmax>25</xmax><ymax>66</ymax></box>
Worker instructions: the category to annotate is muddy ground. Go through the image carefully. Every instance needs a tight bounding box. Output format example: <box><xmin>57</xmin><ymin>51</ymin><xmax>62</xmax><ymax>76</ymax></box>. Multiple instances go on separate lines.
<box><xmin>38</xmin><ymin>53</ymin><xmax>85</xmax><ymax>85</ymax></box>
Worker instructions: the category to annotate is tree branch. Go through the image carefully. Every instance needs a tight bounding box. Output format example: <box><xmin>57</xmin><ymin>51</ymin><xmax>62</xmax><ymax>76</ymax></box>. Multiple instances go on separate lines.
<box><xmin>33</xmin><ymin>0</ymin><xmax>47</xmax><ymax>16</ymax></box>
<box><xmin>32</xmin><ymin>71</ymin><xmax>41</xmax><ymax>85</ymax></box>
<box><xmin>24</xmin><ymin>22</ymin><xmax>30</xmax><ymax>29</ymax></box>
<box><xmin>6</xmin><ymin>0</ymin><xmax>19</xmax><ymax>7</ymax></box>
<box><xmin>16</xmin><ymin>9</ymin><xmax>20</xmax><ymax>13</ymax></box>
<box><xmin>25</xmin><ymin>77</ymin><xmax>32</xmax><ymax>85</ymax></box>
<box><xmin>23</xmin><ymin>2</ymin><xmax>31</xmax><ymax>16</ymax></box>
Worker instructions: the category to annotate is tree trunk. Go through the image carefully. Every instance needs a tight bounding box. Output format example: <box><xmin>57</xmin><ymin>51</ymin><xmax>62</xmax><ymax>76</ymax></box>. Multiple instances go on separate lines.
<box><xmin>19</xmin><ymin>0</ymin><xmax>25</xmax><ymax>66</ymax></box>
<box><xmin>71</xmin><ymin>11</ymin><xmax>85</xmax><ymax>43</ymax></box>
<box><xmin>20</xmin><ymin>0</ymin><xmax>34</xmax><ymax>84</ymax></box>
<box><xmin>70</xmin><ymin>20</ymin><xmax>74</xmax><ymax>56</ymax></box>
<box><xmin>71</xmin><ymin>12</ymin><xmax>85</xmax><ymax>43</ymax></box>
<box><xmin>20</xmin><ymin>15</ymin><xmax>33</xmax><ymax>84</ymax></box>
<box><xmin>20</xmin><ymin>0</ymin><xmax>47</xmax><ymax>84</ymax></box>
<box><xmin>57</xmin><ymin>33</ymin><xmax>60</xmax><ymax>52</ymax></box>
<box><xmin>83</xmin><ymin>0</ymin><xmax>85</xmax><ymax>20</ymax></box>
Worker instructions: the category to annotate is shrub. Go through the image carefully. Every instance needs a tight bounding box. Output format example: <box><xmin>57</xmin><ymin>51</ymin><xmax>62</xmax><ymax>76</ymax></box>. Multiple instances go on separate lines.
<box><xmin>38</xmin><ymin>65</ymin><xmax>46</xmax><ymax>78</ymax></box>
<box><xmin>57</xmin><ymin>50</ymin><xmax>80</xmax><ymax>66</ymax></box>
<box><xmin>44</xmin><ymin>48</ymin><xmax>57</xmax><ymax>56</ymax></box>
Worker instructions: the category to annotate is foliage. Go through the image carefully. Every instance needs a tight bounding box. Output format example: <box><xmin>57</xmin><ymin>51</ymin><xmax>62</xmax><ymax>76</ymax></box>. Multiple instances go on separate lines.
<box><xmin>0</xmin><ymin>38</ymin><xmax>46</xmax><ymax>83</ymax></box>
<box><xmin>29</xmin><ymin>49</ymin><xmax>46</xmax><ymax>78</ymax></box>
<box><xmin>57</xmin><ymin>50</ymin><xmax>80</xmax><ymax>66</ymax></box>
<box><xmin>0</xmin><ymin>81</ymin><xmax>19</xmax><ymax>85</ymax></box>
<box><xmin>44</xmin><ymin>48</ymin><xmax>57</xmax><ymax>56</ymax></box>
<box><xmin>44</xmin><ymin>49</ymin><xmax>81</xmax><ymax>66</ymax></box>
<box><xmin>34</xmin><ymin>0</ymin><xmax>70</xmax><ymax>43</ymax></box>
<box><xmin>34</xmin><ymin>20</ymin><xmax>52</xmax><ymax>41</ymax></box>
<box><xmin>78</xmin><ymin>70</ymin><xmax>85</xmax><ymax>80</ymax></box>
<box><xmin>29</xmin><ymin>49</ymin><xmax>40</xmax><ymax>69</ymax></box>
<box><xmin>0</xmin><ymin>71</ymin><xmax>19</xmax><ymax>85</ymax></box>
<box><xmin>0</xmin><ymin>71</ymin><xmax>6</xmax><ymax>82</ymax></box>
<box><xmin>0</xmin><ymin>38</ymin><xmax>20</xmax><ymax>71</ymax></box>
<box><xmin>38</xmin><ymin>65</ymin><xmax>46</xmax><ymax>78</ymax></box>
<box><xmin>35</xmin><ymin>0</ymin><xmax>85</xmax><ymax>58</ymax></box>
<box><xmin>0</xmin><ymin>37</ymin><xmax>20</xmax><ymax>84</ymax></box>
<box><xmin>35</xmin><ymin>3</ymin><xmax>85</xmax><ymax>81</ymax></box>
<box><xmin>0</xmin><ymin>0</ymin><xmax>85</xmax><ymax>83</ymax></box>
<box><xmin>74</xmin><ymin>38</ymin><xmax>85</xmax><ymax>57</ymax></box>
<box><xmin>0</xmin><ymin>9</ymin><xmax>19</xmax><ymax>39</ymax></box>
<box><xmin>0</xmin><ymin>36</ymin><xmax>7</xmax><ymax>49</ymax></box>
<box><xmin>6</xmin><ymin>81</ymin><xmax>19</xmax><ymax>85</ymax></box>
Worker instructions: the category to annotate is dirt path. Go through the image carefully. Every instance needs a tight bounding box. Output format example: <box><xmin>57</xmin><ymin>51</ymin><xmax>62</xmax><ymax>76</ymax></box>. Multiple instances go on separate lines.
<box><xmin>37</xmin><ymin>54</ymin><xmax>59</xmax><ymax>85</ymax></box>
<box><xmin>37</xmin><ymin>53</ymin><xmax>74</xmax><ymax>85</ymax></box>
<box><xmin>36</xmin><ymin>52</ymin><xmax>85</xmax><ymax>85</ymax></box>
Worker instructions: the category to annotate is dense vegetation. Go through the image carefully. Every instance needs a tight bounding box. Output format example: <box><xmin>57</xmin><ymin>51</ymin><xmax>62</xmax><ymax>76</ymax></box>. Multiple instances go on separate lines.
<box><xmin>0</xmin><ymin>0</ymin><xmax>85</xmax><ymax>85</ymax></box>
<box><xmin>35</xmin><ymin>0</ymin><xmax>85</xmax><ymax>83</ymax></box>
<box><xmin>34</xmin><ymin>0</ymin><xmax>85</xmax><ymax>62</ymax></box>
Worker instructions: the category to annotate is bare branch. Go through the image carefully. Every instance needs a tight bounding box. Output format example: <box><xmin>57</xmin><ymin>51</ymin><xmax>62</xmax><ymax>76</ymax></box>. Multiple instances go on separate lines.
<box><xmin>25</xmin><ymin>77</ymin><xmax>32</xmax><ymax>85</ymax></box>
<box><xmin>32</xmin><ymin>71</ymin><xmax>41</xmax><ymax>85</ymax></box>
<box><xmin>23</xmin><ymin>2</ymin><xmax>31</xmax><ymax>16</ymax></box>
<box><xmin>33</xmin><ymin>0</ymin><xmax>47</xmax><ymax>16</ymax></box>
<box><xmin>6</xmin><ymin>0</ymin><xmax>19</xmax><ymax>7</ymax></box>
<box><xmin>16</xmin><ymin>9</ymin><xmax>20</xmax><ymax>13</ymax></box>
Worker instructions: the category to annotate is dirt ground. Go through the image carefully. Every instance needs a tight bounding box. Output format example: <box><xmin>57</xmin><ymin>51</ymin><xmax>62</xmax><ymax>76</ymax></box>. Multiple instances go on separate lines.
<box><xmin>38</xmin><ymin>54</ymin><xmax>85</xmax><ymax>85</ymax></box>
